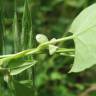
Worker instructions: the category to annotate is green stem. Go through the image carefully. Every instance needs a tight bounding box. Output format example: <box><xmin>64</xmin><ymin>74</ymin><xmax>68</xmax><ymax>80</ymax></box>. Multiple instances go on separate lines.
<box><xmin>56</xmin><ymin>48</ymin><xmax>75</xmax><ymax>53</ymax></box>
<box><xmin>0</xmin><ymin>35</ymin><xmax>74</xmax><ymax>63</ymax></box>
<box><xmin>60</xmin><ymin>53</ymin><xmax>75</xmax><ymax>57</ymax></box>
<box><xmin>38</xmin><ymin>35</ymin><xmax>74</xmax><ymax>49</ymax></box>
<box><xmin>49</xmin><ymin>35</ymin><xmax>74</xmax><ymax>44</ymax></box>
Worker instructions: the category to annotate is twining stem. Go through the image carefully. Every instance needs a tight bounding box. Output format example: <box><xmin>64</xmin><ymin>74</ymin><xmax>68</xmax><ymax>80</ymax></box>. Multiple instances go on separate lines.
<box><xmin>37</xmin><ymin>35</ymin><xmax>74</xmax><ymax>49</ymax></box>
<box><xmin>0</xmin><ymin>35</ymin><xmax>75</xmax><ymax>63</ymax></box>
<box><xmin>56</xmin><ymin>48</ymin><xmax>75</xmax><ymax>53</ymax></box>
<box><xmin>49</xmin><ymin>35</ymin><xmax>74</xmax><ymax>44</ymax></box>
<box><xmin>60</xmin><ymin>53</ymin><xmax>75</xmax><ymax>57</ymax></box>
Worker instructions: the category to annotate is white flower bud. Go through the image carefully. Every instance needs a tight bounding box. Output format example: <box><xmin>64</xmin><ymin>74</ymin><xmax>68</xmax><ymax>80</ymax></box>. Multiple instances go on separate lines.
<box><xmin>36</xmin><ymin>34</ymin><xmax>48</xmax><ymax>44</ymax></box>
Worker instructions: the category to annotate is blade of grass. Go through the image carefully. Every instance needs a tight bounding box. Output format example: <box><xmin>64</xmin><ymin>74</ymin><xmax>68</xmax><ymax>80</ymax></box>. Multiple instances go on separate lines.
<box><xmin>21</xmin><ymin>0</ymin><xmax>33</xmax><ymax>50</ymax></box>
<box><xmin>13</xmin><ymin>0</ymin><xmax>19</xmax><ymax>53</ymax></box>
<box><xmin>0</xmin><ymin>4</ymin><xmax>5</xmax><ymax>55</ymax></box>
<box><xmin>21</xmin><ymin>0</ymin><xmax>37</xmax><ymax>95</ymax></box>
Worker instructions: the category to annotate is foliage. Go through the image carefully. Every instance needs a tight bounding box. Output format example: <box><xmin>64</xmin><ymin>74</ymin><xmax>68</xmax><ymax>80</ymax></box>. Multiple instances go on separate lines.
<box><xmin>0</xmin><ymin>0</ymin><xmax>96</xmax><ymax>96</ymax></box>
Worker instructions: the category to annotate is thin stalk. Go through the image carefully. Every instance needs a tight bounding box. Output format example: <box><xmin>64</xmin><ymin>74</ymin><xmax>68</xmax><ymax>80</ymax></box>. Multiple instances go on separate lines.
<box><xmin>60</xmin><ymin>53</ymin><xmax>75</xmax><ymax>57</ymax></box>
<box><xmin>50</xmin><ymin>35</ymin><xmax>74</xmax><ymax>44</ymax></box>
<box><xmin>41</xmin><ymin>35</ymin><xmax>74</xmax><ymax>45</ymax></box>
<box><xmin>37</xmin><ymin>35</ymin><xmax>74</xmax><ymax>50</ymax></box>
<box><xmin>56</xmin><ymin>48</ymin><xmax>75</xmax><ymax>53</ymax></box>
<box><xmin>0</xmin><ymin>35</ymin><xmax>74</xmax><ymax>62</ymax></box>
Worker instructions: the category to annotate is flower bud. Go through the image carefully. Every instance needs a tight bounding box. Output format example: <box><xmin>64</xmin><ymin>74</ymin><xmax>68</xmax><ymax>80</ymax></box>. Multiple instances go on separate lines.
<box><xmin>36</xmin><ymin>34</ymin><xmax>48</xmax><ymax>44</ymax></box>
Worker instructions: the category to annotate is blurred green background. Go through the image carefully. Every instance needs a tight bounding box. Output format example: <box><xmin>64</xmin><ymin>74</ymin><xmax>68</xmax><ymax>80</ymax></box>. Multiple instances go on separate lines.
<box><xmin>1</xmin><ymin>0</ymin><xmax>96</xmax><ymax>96</ymax></box>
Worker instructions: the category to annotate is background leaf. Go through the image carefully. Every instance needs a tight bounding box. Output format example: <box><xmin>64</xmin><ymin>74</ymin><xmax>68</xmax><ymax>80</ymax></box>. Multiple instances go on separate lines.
<box><xmin>13</xmin><ymin>81</ymin><xmax>34</xmax><ymax>96</ymax></box>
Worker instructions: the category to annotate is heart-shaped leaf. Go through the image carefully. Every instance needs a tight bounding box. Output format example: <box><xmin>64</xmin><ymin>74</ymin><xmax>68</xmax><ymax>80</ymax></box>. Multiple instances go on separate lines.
<box><xmin>69</xmin><ymin>4</ymin><xmax>96</xmax><ymax>72</ymax></box>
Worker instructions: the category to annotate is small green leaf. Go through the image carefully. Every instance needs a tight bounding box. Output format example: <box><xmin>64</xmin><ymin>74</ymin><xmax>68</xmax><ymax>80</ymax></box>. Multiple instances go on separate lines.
<box><xmin>69</xmin><ymin>3</ymin><xmax>96</xmax><ymax>72</ymax></box>
<box><xmin>10</xmin><ymin>60</ymin><xmax>37</xmax><ymax>75</ymax></box>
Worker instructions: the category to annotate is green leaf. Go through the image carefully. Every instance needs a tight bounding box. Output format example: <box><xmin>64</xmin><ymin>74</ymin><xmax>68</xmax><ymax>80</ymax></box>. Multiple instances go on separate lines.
<box><xmin>69</xmin><ymin>3</ymin><xmax>96</xmax><ymax>72</ymax></box>
<box><xmin>10</xmin><ymin>60</ymin><xmax>37</xmax><ymax>75</ymax></box>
